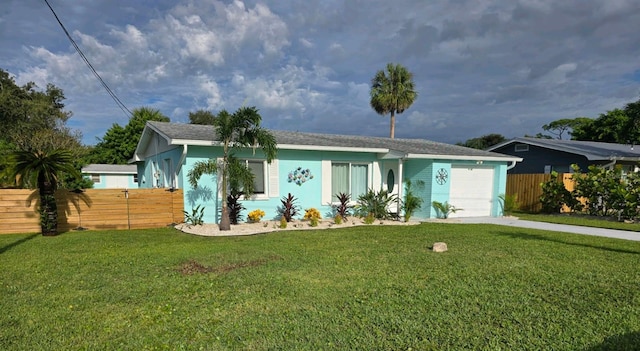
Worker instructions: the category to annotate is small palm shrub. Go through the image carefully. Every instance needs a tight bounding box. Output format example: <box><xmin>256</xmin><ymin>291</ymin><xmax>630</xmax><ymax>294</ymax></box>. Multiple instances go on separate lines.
<box><xmin>355</xmin><ymin>189</ymin><xmax>397</xmax><ymax>220</ymax></box>
<box><xmin>278</xmin><ymin>193</ymin><xmax>300</xmax><ymax>222</ymax></box>
<box><xmin>499</xmin><ymin>193</ymin><xmax>519</xmax><ymax>216</ymax></box>
<box><xmin>401</xmin><ymin>179</ymin><xmax>424</xmax><ymax>222</ymax></box>
<box><xmin>279</xmin><ymin>216</ymin><xmax>288</xmax><ymax>229</ymax></box>
<box><xmin>247</xmin><ymin>209</ymin><xmax>265</xmax><ymax>223</ymax></box>
<box><xmin>334</xmin><ymin>215</ymin><xmax>343</xmax><ymax>225</ymax></box>
<box><xmin>432</xmin><ymin>201</ymin><xmax>460</xmax><ymax>219</ymax></box>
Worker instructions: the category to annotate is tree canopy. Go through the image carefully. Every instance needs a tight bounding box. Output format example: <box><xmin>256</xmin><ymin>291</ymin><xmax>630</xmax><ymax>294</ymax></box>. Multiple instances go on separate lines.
<box><xmin>189</xmin><ymin>109</ymin><xmax>216</xmax><ymax>125</ymax></box>
<box><xmin>0</xmin><ymin>68</ymin><xmax>87</xmax><ymax>188</ymax></box>
<box><xmin>457</xmin><ymin>134</ymin><xmax>506</xmax><ymax>149</ymax></box>
<box><xmin>370</xmin><ymin>63</ymin><xmax>417</xmax><ymax>139</ymax></box>
<box><xmin>87</xmin><ymin>107</ymin><xmax>170</xmax><ymax>164</ymax></box>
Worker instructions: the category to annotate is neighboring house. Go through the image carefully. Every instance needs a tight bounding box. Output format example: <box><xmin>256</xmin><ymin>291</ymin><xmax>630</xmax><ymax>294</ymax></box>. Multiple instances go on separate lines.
<box><xmin>132</xmin><ymin>121</ymin><xmax>521</xmax><ymax>223</ymax></box>
<box><xmin>488</xmin><ymin>137</ymin><xmax>640</xmax><ymax>174</ymax></box>
<box><xmin>82</xmin><ymin>164</ymin><xmax>139</xmax><ymax>189</ymax></box>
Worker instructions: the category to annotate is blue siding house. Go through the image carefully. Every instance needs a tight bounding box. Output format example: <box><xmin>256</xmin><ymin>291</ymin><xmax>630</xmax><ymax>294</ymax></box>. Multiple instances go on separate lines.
<box><xmin>82</xmin><ymin>164</ymin><xmax>138</xmax><ymax>189</ymax></box>
<box><xmin>132</xmin><ymin>122</ymin><xmax>521</xmax><ymax>223</ymax></box>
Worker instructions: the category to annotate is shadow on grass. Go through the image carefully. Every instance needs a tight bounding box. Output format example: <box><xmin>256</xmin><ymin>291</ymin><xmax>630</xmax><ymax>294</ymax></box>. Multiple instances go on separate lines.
<box><xmin>494</xmin><ymin>230</ymin><xmax>640</xmax><ymax>255</ymax></box>
<box><xmin>584</xmin><ymin>331</ymin><xmax>640</xmax><ymax>350</ymax></box>
<box><xmin>0</xmin><ymin>233</ymin><xmax>39</xmax><ymax>254</ymax></box>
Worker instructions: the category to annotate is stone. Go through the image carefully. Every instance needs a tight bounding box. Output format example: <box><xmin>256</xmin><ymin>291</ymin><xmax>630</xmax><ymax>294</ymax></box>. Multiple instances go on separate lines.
<box><xmin>432</xmin><ymin>242</ymin><xmax>448</xmax><ymax>252</ymax></box>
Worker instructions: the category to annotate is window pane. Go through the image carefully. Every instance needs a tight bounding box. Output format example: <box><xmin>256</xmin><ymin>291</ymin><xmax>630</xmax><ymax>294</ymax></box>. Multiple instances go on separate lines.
<box><xmin>331</xmin><ymin>163</ymin><xmax>349</xmax><ymax>202</ymax></box>
<box><xmin>247</xmin><ymin>161</ymin><xmax>265</xmax><ymax>194</ymax></box>
<box><xmin>351</xmin><ymin>164</ymin><xmax>368</xmax><ymax>199</ymax></box>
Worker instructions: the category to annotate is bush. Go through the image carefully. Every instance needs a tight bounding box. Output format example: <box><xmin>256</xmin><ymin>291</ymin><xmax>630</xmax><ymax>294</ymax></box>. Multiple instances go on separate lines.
<box><xmin>277</xmin><ymin>193</ymin><xmax>300</xmax><ymax>222</ymax></box>
<box><xmin>333</xmin><ymin>192</ymin><xmax>353</xmax><ymax>220</ymax></box>
<box><xmin>247</xmin><ymin>209</ymin><xmax>265</xmax><ymax>223</ymax></box>
<box><xmin>355</xmin><ymin>189</ymin><xmax>397</xmax><ymax>220</ymax></box>
<box><xmin>401</xmin><ymin>179</ymin><xmax>424</xmax><ymax>222</ymax></box>
<box><xmin>184</xmin><ymin>205</ymin><xmax>205</xmax><ymax>226</ymax></box>
<box><xmin>227</xmin><ymin>193</ymin><xmax>245</xmax><ymax>224</ymax></box>
<box><xmin>303</xmin><ymin>208</ymin><xmax>321</xmax><ymax>221</ymax></box>
<box><xmin>499</xmin><ymin>193</ymin><xmax>519</xmax><ymax>216</ymax></box>
<box><xmin>432</xmin><ymin>201</ymin><xmax>460</xmax><ymax>219</ymax></box>
<box><xmin>539</xmin><ymin>171</ymin><xmax>576</xmax><ymax>214</ymax></box>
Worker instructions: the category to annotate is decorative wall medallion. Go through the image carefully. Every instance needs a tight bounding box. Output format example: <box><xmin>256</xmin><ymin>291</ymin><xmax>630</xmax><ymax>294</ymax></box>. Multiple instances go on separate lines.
<box><xmin>435</xmin><ymin>168</ymin><xmax>448</xmax><ymax>185</ymax></box>
<box><xmin>288</xmin><ymin>167</ymin><xmax>313</xmax><ymax>186</ymax></box>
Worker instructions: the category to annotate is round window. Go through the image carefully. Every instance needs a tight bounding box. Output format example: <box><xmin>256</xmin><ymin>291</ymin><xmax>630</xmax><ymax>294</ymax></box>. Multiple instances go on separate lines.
<box><xmin>387</xmin><ymin>169</ymin><xmax>395</xmax><ymax>193</ymax></box>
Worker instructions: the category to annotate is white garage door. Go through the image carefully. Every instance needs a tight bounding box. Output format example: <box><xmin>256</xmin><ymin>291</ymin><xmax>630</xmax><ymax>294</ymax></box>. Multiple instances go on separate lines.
<box><xmin>449</xmin><ymin>166</ymin><xmax>494</xmax><ymax>217</ymax></box>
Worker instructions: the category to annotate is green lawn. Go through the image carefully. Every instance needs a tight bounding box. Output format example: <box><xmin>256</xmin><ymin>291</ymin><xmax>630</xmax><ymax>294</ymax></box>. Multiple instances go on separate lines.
<box><xmin>516</xmin><ymin>212</ymin><xmax>640</xmax><ymax>232</ymax></box>
<box><xmin>1</xmin><ymin>224</ymin><xmax>639</xmax><ymax>350</ymax></box>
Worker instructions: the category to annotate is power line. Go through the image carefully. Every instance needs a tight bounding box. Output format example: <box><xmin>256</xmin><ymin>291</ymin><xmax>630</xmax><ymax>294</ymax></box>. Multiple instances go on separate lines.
<box><xmin>43</xmin><ymin>0</ymin><xmax>133</xmax><ymax>118</ymax></box>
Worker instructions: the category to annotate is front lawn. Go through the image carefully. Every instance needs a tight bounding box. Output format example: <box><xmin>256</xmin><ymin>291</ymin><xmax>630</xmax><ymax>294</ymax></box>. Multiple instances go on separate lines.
<box><xmin>516</xmin><ymin>212</ymin><xmax>640</xmax><ymax>232</ymax></box>
<box><xmin>1</xmin><ymin>224</ymin><xmax>639</xmax><ymax>350</ymax></box>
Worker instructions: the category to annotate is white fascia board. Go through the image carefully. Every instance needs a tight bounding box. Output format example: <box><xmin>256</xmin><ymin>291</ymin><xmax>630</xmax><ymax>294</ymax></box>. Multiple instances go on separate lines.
<box><xmin>276</xmin><ymin>143</ymin><xmax>389</xmax><ymax>153</ymax></box>
<box><xmin>405</xmin><ymin>154</ymin><xmax>523</xmax><ymax>162</ymax></box>
<box><xmin>169</xmin><ymin>139</ymin><xmax>222</xmax><ymax>147</ymax></box>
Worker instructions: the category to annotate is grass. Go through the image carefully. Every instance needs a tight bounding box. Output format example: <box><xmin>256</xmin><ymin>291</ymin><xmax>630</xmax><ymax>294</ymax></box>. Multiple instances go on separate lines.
<box><xmin>1</xmin><ymin>224</ymin><xmax>640</xmax><ymax>350</ymax></box>
<box><xmin>516</xmin><ymin>212</ymin><xmax>640</xmax><ymax>232</ymax></box>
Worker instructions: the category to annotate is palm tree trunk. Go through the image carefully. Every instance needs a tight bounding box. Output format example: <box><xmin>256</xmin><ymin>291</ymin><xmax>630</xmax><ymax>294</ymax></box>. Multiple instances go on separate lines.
<box><xmin>389</xmin><ymin>111</ymin><xmax>396</xmax><ymax>139</ymax></box>
<box><xmin>38</xmin><ymin>179</ymin><xmax>58</xmax><ymax>236</ymax></box>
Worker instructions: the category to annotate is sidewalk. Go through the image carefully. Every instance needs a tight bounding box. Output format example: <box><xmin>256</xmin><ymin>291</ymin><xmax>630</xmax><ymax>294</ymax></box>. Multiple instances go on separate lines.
<box><xmin>447</xmin><ymin>217</ymin><xmax>640</xmax><ymax>242</ymax></box>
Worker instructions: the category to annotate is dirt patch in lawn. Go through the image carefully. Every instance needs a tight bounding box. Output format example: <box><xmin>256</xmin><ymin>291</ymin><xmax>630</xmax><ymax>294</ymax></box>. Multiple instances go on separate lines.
<box><xmin>178</xmin><ymin>256</ymin><xmax>282</xmax><ymax>275</ymax></box>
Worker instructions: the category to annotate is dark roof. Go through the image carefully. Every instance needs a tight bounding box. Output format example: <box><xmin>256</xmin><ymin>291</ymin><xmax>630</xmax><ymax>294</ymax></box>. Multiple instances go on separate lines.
<box><xmin>488</xmin><ymin>137</ymin><xmax>640</xmax><ymax>161</ymax></box>
<box><xmin>82</xmin><ymin>164</ymin><xmax>137</xmax><ymax>174</ymax></box>
<box><xmin>144</xmin><ymin>121</ymin><xmax>519</xmax><ymax>160</ymax></box>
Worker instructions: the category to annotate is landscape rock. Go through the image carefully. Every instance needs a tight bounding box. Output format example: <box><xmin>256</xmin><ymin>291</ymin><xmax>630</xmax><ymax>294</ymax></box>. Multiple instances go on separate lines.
<box><xmin>432</xmin><ymin>242</ymin><xmax>448</xmax><ymax>252</ymax></box>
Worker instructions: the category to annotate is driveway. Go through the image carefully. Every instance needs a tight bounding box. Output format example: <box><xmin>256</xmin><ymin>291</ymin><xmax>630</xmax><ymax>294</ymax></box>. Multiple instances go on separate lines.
<box><xmin>447</xmin><ymin>217</ymin><xmax>640</xmax><ymax>242</ymax></box>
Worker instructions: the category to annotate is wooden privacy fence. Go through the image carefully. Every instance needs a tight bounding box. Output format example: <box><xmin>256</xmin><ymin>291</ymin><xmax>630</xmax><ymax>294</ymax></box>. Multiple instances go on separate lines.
<box><xmin>0</xmin><ymin>188</ymin><xmax>184</xmax><ymax>235</ymax></box>
<box><xmin>506</xmin><ymin>173</ymin><xmax>574</xmax><ymax>213</ymax></box>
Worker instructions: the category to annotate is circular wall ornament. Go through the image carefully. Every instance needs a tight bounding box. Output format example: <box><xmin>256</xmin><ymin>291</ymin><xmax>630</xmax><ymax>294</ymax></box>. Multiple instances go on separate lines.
<box><xmin>435</xmin><ymin>168</ymin><xmax>448</xmax><ymax>185</ymax></box>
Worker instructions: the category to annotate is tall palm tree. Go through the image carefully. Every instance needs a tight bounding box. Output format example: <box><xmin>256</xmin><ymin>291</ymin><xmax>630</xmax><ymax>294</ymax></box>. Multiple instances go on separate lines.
<box><xmin>370</xmin><ymin>63</ymin><xmax>418</xmax><ymax>139</ymax></box>
<box><xmin>187</xmin><ymin>106</ymin><xmax>277</xmax><ymax>230</ymax></box>
<box><xmin>12</xmin><ymin>149</ymin><xmax>78</xmax><ymax>236</ymax></box>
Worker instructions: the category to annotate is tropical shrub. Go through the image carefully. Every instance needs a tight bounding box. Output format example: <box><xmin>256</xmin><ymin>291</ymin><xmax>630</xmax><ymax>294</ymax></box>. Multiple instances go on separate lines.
<box><xmin>539</xmin><ymin>171</ymin><xmax>577</xmax><ymax>214</ymax></box>
<box><xmin>355</xmin><ymin>189</ymin><xmax>397</xmax><ymax>220</ymax></box>
<box><xmin>432</xmin><ymin>201</ymin><xmax>460</xmax><ymax>219</ymax></box>
<box><xmin>278</xmin><ymin>193</ymin><xmax>300</xmax><ymax>222</ymax></box>
<box><xmin>303</xmin><ymin>208</ymin><xmax>321</xmax><ymax>221</ymax></box>
<box><xmin>498</xmin><ymin>193</ymin><xmax>519</xmax><ymax>216</ymax></box>
<box><xmin>333</xmin><ymin>192</ymin><xmax>353</xmax><ymax>220</ymax></box>
<box><xmin>279</xmin><ymin>216</ymin><xmax>288</xmax><ymax>229</ymax></box>
<box><xmin>184</xmin><ymin>205</ymin><xmax>205</xmax><ymax>226</ymax></box>
<box><xmin>247</xmin><ymin>209</ymin><xmax>265</xmax><ymax>223</ymax></box>
<box><xmin>334</xmin><ymin>215</ymin><xmax>343</xmax><ymax>225</ymax></box>
<box><xmin>401</xmin><ymin>179</ymin><xmax>424</xmax><ymax>222</ymax></box>
<box><xmin>227</xmin><ymin>193</ymin><xmax>245</xmax><ymax>224</ymax></box>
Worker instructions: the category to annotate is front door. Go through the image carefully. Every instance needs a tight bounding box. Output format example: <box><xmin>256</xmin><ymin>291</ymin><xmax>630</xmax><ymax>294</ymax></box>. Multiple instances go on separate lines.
<box><xmin>383</xmin><ymin>161</ymin><xmax>400</xmax><ymax>216</ymax></box>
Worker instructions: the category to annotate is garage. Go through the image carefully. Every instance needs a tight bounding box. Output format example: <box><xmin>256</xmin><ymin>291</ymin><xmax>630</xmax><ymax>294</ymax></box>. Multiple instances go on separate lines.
<box><xmin>448</xmin><ymin>166</ymin><xmax>494</xmax><ymax>217</ymax></box>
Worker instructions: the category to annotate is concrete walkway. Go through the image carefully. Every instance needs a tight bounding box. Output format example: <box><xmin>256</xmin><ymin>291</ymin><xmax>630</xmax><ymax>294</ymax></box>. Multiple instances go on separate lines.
<box><xmin>447</xmin><ymin>217</ymin><xmax>640</xmax><ymax>242</ymax></box>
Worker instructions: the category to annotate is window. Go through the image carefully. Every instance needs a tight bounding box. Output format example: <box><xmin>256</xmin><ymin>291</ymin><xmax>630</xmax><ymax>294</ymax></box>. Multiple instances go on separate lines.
<box><xmin>133</xmin><ymin>173</ymin><xmax>138</xmax><ymax>183</ymax></box>
<box><xmin>91</xmin><ymin>174</ymin><xmax>100</xmax><ymax>183</ymax></box>
<box><xmin>515</xmin><ymin>144</ymin><xmax>529</xmax><ymax>152</ymax></box>
<box><xmin>245</xmin><ymin>160</ymin><xmax>265</xmax><ymax>194</ymax></box>
<box><xmin>331</xmin><ymin>163</ymin><xmax>368</xmax><ymax>202</ymax></box>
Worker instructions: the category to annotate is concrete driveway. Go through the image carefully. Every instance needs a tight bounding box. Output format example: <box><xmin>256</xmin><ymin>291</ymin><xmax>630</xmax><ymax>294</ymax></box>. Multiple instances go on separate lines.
<box><xmin>445</xmin><ymin>216</ymin><xmax>640</xmax><ymax>242</ymax></box>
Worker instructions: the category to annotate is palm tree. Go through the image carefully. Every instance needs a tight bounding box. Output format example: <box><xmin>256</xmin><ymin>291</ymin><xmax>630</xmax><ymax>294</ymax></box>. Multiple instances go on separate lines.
<box><xmin>187</xmin><ymin>107</ymin><xmax>277</xmax><ymax>230</ymax></box>
<box><xmin>12</xmin><ymin>149</ymin><xmax>78</xmax><ymax>236</ymax></box>
<box><xmin>370</xmin><ymin>63</ymin><xmax>418</xmax><ymax>139</ymax></box>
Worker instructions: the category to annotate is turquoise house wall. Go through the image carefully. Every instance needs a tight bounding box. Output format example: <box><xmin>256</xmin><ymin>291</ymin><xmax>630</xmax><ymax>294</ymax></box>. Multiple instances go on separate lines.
<box><xmin>85</xmin><ymin>174</ymin><xmax>137</xmax><ymax>189</ymax></box>
<box><xmin>403</xmin><ymin>160</ymin><xmax>434</xmax><ymax>219</ymax></box>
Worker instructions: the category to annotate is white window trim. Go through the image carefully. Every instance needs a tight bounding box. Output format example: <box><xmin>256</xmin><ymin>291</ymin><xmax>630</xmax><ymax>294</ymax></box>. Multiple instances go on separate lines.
<box><xmin>91</xmin><ymin>174</ymin><xmax>101</xmax><ymax>184</ymax></box>
<box><xmin>327</xmin><ymin>161</ymin><xmax>372</xmax><ymax>204</ymax></box>
<box><xmin>242</xmin><ymin>159</ymin><xmax>269</xmax><ymax>201</ymax></box>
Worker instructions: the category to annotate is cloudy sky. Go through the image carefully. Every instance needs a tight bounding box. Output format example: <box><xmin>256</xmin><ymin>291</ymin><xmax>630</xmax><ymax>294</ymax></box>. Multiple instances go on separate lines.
<box><xmin>1</xmin><ymin>0</ymin><xmax>639</xmax><ymax>145</ymax></box>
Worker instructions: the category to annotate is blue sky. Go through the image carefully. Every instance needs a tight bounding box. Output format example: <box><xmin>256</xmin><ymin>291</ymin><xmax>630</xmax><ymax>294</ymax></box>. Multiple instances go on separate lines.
<box><xmin>1</xmin><ymin>0</ymin><xmax>639</xmax><ymax>145</ymax></box>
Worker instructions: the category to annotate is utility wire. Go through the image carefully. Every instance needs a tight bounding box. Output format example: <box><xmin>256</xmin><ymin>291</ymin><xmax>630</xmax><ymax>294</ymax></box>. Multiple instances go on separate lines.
<box><xmin>43</xmin><ymin>0</ymin><xmax>133</xmax><ymax>118</ymax></box>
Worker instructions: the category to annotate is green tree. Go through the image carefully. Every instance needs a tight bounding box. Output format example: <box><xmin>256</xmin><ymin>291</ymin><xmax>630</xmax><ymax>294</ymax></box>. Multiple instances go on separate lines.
<box><xmin>187</xmin><ymin>106</ymin><xmax>277</xmax><ymax>230</ymax></box>
<box><xmin>88</xmin><ymin>107</ymin><xmax>169</xmax><ymax>164</ymax></box>
<box><xmin>457</xmin><ymin>134</ymin><xmax>506</xmax><ymax>149</ymax></box>
<box><xmin>12</xmin><ymin>149</ymin><xmax>78</xmax><ymax>236</ymax></box>
<box><xmin>189</xmin><ymin>109</ymin><xmax>216</xmax><ymax>125</ymax></box>
<box><xmin>370</xmin><ymin>63</ymin><xmax>417</xmax><ymax>139</ymax></box>
<box><xmin>571</xmin><ymin>109</ymin><xmax>628</xmax><ymax>143</ymax></box>
<box><xmin>542</xmin><ymin>117</ymin><xmax>592</xmax><ymax>140</ymax></box>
